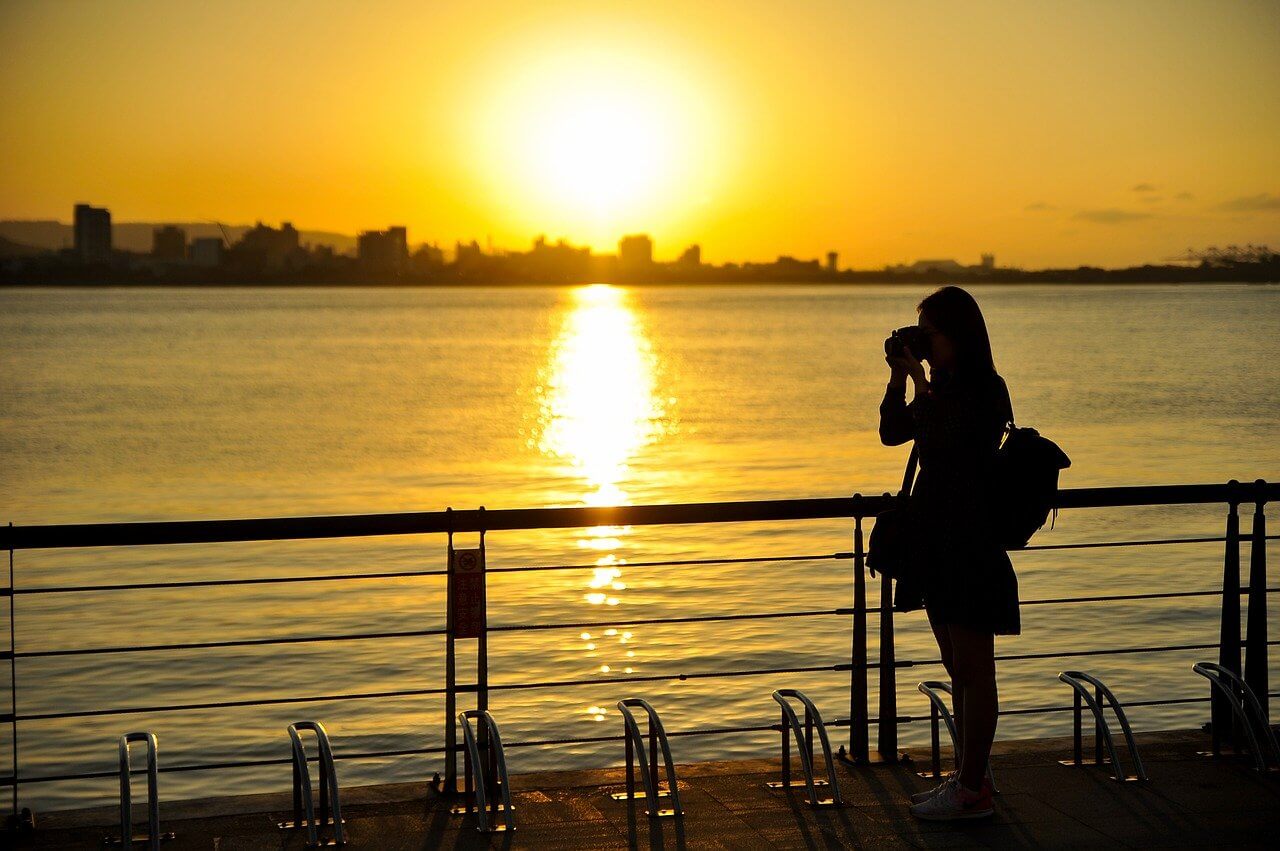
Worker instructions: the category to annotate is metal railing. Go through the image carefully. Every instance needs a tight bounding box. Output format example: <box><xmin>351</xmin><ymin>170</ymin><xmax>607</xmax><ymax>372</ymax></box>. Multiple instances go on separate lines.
<box><xmin>0</xmin><ymin>478</ymin><xmax>1275</xmax><ymax>815</ymax></box>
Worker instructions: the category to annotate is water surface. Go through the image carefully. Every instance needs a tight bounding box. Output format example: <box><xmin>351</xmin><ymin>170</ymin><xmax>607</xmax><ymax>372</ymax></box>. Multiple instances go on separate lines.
<box><xmin>1</xmin><ymin>283</ymin><xmax>1277</xmax><ymax>810</ymax></box>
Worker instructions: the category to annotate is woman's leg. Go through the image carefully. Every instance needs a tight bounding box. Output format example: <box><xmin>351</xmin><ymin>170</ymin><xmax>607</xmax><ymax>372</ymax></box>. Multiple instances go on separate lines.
<box><xmin>947</xmin><ymin>623</ymin><xmax>997</xmax><ymax>791</ymax></box>
<box><xmin>926</xmin><ymin>607</ymin><xmax>960</xmax><ymax>766</ymax></box>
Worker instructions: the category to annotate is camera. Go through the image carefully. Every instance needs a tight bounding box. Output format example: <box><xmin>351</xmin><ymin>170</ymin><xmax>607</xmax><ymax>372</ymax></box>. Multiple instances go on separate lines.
<box><xmin>884</xmin><ymin>325</ymin><xmax>931</xmax><ymax>361</ymax></box>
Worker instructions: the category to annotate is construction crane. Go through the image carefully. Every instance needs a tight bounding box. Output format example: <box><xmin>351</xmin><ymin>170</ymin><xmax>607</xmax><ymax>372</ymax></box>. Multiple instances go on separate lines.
<box><xmin>1164</xmin><ymin>244</ymin><xmax>1273</xmax><ymax>265</ymax></box>
<box><xmin>204</xmin><ymin>219</ymin><xmax>234</xmax><ymax>248</ymax></box>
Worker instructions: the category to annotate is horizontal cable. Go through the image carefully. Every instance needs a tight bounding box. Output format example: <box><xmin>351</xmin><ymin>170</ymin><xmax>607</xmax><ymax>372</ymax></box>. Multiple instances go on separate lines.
<box><xmin>9</xmin><ymin>534</ymin><xmax>1274</xmax><ymax>595</ymax></box>
<box><xmin>3</xmin><ymin>744</ymin><xmax>454</xmax><ymax>786</ymax></box>
<box><xmin>15</xmin><ymin>626</ymin><xmax>448</xmax><ymax>659</ymax></box>
<box><xmin>24</xmin><ymin>586</ymin><xmax>1270</xmax><ymax>659</ymax></box>
<box><xmin>490</xmin><ymin>608</ymin><xmax>842</xmax><ymax>633</ymax></box>
<box><xmin>994</xmin><ymin>639</ymin><xmax>1278</xmax><ymax>665</ymax></box>
<box><xmin>16</xmin><ymin>685</ymin><xmax>451</xmax><ymax>722</ymax></box>
<box><xmin>1019</xmin><ymin>533</ymin><xmax>1278</xmax><ymax>552</ymax></box>
<box><xmin>19</xmin><ymin>640</ymin><xmax>1272</xmax><ymax>719</ymax></box>
<box><xmin>483</xmin><ymin>547</ymin><xmax>844</xmax><ymax>573</ymax></box>
<box><xmin>10</xmin><ymin>552</ymin><xmax>848</xmax><ymax>595</ymax></box>
<box><xmin>18</xmin><ymin>692</ymin><xmax>1271</xmax><ymax>787</ymax></box>
<box><xmin>13</xmin><ymin>568</ymin><xmax>447</xmax><ymax>595</ymax></box>
<box><xmin>490</xmin><ymin>663</ymin><xmax>847</xmax><ymax>692</ymax></box>
<box><xmin>1020</xmin><ymin>586</ymin><xmax>1277</xmax><ymax>607</ymax></box>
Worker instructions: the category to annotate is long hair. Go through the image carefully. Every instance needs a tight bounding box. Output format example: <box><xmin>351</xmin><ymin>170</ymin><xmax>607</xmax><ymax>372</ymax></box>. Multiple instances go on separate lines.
<box><xmin>917</xmin><ymin>285</ymin><xmax>997</xmax><ymax>380</ymax></box>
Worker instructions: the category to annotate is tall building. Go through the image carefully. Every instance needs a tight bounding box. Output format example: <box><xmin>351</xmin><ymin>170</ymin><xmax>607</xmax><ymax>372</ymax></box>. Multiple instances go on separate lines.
<box><xmin>189</xmin><ymin>237</ymin><xmax>224</xmax><ymax>267</ymax></box>
<box><xmin>152</xmin><ymin>225</ymin><xmax>187</xmax><ymax>262</ymax></box>
<box><xmin>234</xmin><ymin>221</ymin><xmax>302</xmax><ymax>270</ymax></box>
<box><xmin>357</xmin><ymin>226</ymin><xmax>409</xmax><ymax>273</ymax></box>
<box><xmin>618</xmin><ymin>234</ymin><xmax>653</xmax><ymax>272</ymax></box>
<box><xmin>826</xmin><ymin>251</ymin><xmax>838</xmax><ymax>272</ymax></box>
<box><xmin>73</xmin><ymin>203</ymin><xmax>111</xmax><ymax>263</ymax></box>
<box><xmin>676</xmin><ymin>244</ymin><xmax>701</xmax><ymax>267</ymax></box>
<box><xmin>980</xmin><ymin>253</ymin><xmax>995</xmax><ymax>270</ymax></box>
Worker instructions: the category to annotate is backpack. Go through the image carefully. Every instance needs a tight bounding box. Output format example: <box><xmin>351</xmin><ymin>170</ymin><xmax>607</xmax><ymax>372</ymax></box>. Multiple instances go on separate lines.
<box><xmin>990</xmin><ymin>421</ymin><xmax>1071</xmax><ymax>549</ymax></box>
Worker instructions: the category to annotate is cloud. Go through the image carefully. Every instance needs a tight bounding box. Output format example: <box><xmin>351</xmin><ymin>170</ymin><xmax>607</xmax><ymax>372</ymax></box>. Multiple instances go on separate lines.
<box><xmin>1024</xmin><ymin>202</ymin><xmax>1055</xmax><ymax>211</ymax></box>
<box><xmin>1073</xmin><ymin>208</ymin><xmax>1154</xmax><ymax>224</ymax></box>
<box><xmin>1131</xmin><ymin>183</ymin><xmax>1158</xmax><ymax>192</ymax></box>
<box><xmin>1217</xmin><ymin>192</ymin><xmax>1280</xmax><ymax>212</ymax></box>
<box><xmin>1139</xmin><ymin>195</ymin><xmax>1163</xmax><ymax>204</ymax></box>
<box><xmin>1175</xmin><ymin>192</ymin><xmax>1194</xmax><ymax>201</ymax></box>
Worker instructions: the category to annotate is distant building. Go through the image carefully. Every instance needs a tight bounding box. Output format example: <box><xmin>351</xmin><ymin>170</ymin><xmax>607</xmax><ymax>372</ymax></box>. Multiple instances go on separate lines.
<box><xmin>980</xmin><ymin>253</ymin><xmax>995</xmax><ymax>270</ymax></box>
<box><xmin>826</xmin><ymin>251</ymin><xmax>838</xmax><ymax>272</ymax></box>
<box><xmin>73</xmin><ymin>203</ymin><xmax>111</xmax><ymax>263</ymax></box>
<box><xmin>903</xmin><ymin>258</ymin><xmax>967</xmax><ymax>274</ymax></box>
<box><xmin>152</xmin><ymin>226</ymin><xmax>187</xmax><ymax>262</ymax></box>
<box><xmin>233</xmin><ymin>221</ymin><xmax>302</xmax><ymax>270</ymax></box>
<box><xmin>410</xmin><ymin>242</ymin><xmax>445</xmax><ymax>273</ymax></box>
<box><xmin>676</xmin><ymin>244</ymin><xmax>702</xmax><ymax>267</ymax></box>
<box><xmin>189</xmin><ymin>237</ymin><xmax>224</xmax><ymax>267</ymax></box>
<box><xmin>357</xmin><ymin>226</ymin><xmax>409</xmax><ymax>273</ymax></box>
<box><xmin>618</xmin><ymin>234</ymin><xmax>653</xmax><ymax>272</ymax></box>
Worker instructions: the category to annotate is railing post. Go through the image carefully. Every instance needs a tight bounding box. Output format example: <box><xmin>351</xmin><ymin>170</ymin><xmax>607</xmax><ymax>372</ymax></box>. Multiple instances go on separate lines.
<box><xmin>877</xmin><ymin>551</ymin><xmax>898</xmax><ymax>761</ymax></box>
<box><xmin>477</xmin><ymin>507</ymin><xmax>489</xmax><ymax>720</ymax></box>
<box><xmin>441</xmin><ymin>508</ymin><xmax>488</xmax><ymax>798</ymax></box>
<box><xmin>442</xmin><ymin>508</ymin><xmax>458</xmax><ymax>795</ymax></box>
<box><xmin>6</xmin><ymin>530</ymin><xmax>16</xmax><ymax>819</ymax></box>
<box><xmin>849</xmin><ymin>504</ymin><xmax>869</xmax><ymax>762</ymax></box>
<box><xmin>1244</xmin><ymin>481</ymin><xmax>1268</xmax><ymax>719</ymax></box>
<box><xmin>1215</xmin><ymin>483</ymin><xmax>1242</xmax><ymax>747</ymax></box>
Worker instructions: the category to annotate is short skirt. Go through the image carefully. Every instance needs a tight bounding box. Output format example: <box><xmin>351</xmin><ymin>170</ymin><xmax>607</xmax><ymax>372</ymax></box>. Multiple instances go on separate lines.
<box><xmin>897</xmin><ymin>515</ymin><xmax>1021</xmax><ymax>636</ymax></box>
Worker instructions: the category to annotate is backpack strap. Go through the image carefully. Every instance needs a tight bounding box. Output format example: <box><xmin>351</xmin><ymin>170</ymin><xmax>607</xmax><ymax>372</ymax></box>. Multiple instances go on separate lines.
<box><xmin>900</xmin><ymin>443</ymin><xmax>919</xmax><ymax>497</ymax></box>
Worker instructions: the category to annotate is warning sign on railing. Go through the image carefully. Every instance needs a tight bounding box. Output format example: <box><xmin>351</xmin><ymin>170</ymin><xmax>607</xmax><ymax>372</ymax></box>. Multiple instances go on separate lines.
<box><xmin>450</xmin><ymin>547</ymin><xmax>485</xmax><ymax>639</ymax></box>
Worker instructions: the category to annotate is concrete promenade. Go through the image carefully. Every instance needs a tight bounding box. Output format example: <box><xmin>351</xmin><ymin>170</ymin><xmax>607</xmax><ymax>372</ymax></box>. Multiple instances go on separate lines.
<box><xmin>16</xmin><ymin>728</ymin><xmax>1280</xmax><ymax>849</ymax></box>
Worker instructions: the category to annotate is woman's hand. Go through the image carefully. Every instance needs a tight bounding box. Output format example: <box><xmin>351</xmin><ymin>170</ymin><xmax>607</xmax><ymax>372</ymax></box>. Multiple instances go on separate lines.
<box><xmin>885</xmin><ymin>346</ymin><xmax>927</xmax><ymax>385</ymax></box>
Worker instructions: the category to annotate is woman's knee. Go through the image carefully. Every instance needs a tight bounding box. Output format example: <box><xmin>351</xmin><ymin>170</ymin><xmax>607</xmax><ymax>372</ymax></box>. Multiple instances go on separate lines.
<box><xmin>947</xmin><ymin>627</ymin><xmax>996</xmax><ymax>686</ymax></box>
<box><xmin>950</xmin><ymin>650</ymin><xmax>996</xmax><ymax>687</ymax></box>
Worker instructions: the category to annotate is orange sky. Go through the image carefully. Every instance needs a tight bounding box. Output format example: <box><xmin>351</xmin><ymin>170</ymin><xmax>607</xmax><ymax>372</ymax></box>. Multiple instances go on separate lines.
<box><xmin>2</xmin><ymin>0</ymin><xmax>1278</xmax><ymax>267</ymax></box>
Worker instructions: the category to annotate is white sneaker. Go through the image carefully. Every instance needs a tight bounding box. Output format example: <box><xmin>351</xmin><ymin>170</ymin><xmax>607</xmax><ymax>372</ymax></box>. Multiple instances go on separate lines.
<box><xmin>909</xmin><ymin>779</ymin><xmax>994</xmax><ymax>820</ymax></box>
<box><xmin>909</xmin><ymin>771</ymin><xmax>957</xmax><ymax>804</ymax></box>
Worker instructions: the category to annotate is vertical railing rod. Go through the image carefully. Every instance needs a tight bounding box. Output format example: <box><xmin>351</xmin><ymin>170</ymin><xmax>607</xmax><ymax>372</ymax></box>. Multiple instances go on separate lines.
<box><xmin>1071</xmin><ymin>688</ymin><xmax>1082</xmax><ymax>764</ymax></box>
<box><xmin>877</xmin><ymin>550</ymin><xmax>898</xmax><ymax>761</ymax></box>
<box><xmin>849</xmin><ymin>506</ymin><xmax>869</xmax><ymax>762</ymax></box>
<box><xmin>7</xmin><ymin>527</ymin><xmax>16</xmax><ymax>817</ymax></box>
<box><xmin>443</xmin><ymin>507</ymin><xmax>457</xmax><ymax>795</ymax></box>
<box><xmin>1093</xmin><ymin>684</ymin><xmax>1104</xmax><ymax>765</ymax></box>
<box><xmin>1215</xmin><ymin>483</ymin><xmax>1242</xmax><ymax>748</ymax></box>
<box><xmin>1244</xmin><ymin>481</ymin><xmax>1268</xmax><ymax>719</ymax></box>
<box><xmin>473</xmin><ymin>509</ymin><xmax>490</xmax><ymax>805</ymax></box>
<box><xmin>477</xmin><ymin>507</ymin><xmax>488</xmax><ymax>719</ymax></box>
<box><xmin>780</xmin><ymin>705</ymin><xmax>790</xmax><ymax>786</ymax></box>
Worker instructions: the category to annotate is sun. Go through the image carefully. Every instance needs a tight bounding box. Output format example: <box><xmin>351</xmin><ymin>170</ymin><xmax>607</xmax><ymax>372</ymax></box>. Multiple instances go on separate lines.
<box><xmin>532</xmin><ymin>94</ymin><xmax>672</xmax><ymax>217</ymax></box>
<box><xmin>466</xmin><ymin>41</ymin><xmax>731</xmax><ymax>245</ymax></box>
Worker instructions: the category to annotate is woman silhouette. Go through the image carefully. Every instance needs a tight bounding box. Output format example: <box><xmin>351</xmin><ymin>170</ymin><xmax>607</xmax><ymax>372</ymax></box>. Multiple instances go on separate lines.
<box><xmin>879</xmin><ymin>285</ymin><xmax>1017</xmax><ymax>820</ymax></box>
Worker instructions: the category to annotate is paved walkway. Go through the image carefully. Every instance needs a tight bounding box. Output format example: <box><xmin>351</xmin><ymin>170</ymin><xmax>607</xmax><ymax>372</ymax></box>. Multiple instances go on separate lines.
<box><xmin>15</xmin><ymin>729</ymin><xmax>1280</xmax><ymax>848</ymax></box>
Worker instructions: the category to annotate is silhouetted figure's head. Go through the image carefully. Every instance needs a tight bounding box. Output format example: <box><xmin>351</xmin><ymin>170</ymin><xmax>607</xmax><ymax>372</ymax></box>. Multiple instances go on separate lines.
<box><xmin>916</xmin><ymin>285</ymin><xmax>996</xmax><ymax>379</ymax></box>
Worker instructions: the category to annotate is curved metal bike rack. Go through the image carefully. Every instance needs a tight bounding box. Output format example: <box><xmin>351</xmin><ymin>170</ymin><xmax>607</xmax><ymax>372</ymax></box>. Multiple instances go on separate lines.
<box><xmin>766</xmin><ymin>689</ymin><xmax>842</xmax><ymax>806</ymax></box>
<box><xmin>278</xmin><ymin>721</ymin><xmax>345</xmax><ymax>846</ymax></box>
<box><xmin>615</xmin><ymin>698</ymin><xmax>683</xmax><ymax>818</ymax></box>
<box><xmin>1193</xmin><ymin>662</ymin><xmax>1280</xmax><ymax>772</ymax></box>
<box><xmin>109</xmin><ymin>732</ymin><xmax>173</xmax><ymax>849</ymax></box>
<box><xmin>916</xmin><ymin>681</ymin><xmax>998</xmax><ymax>792</ymax></box>
<box><xmin>457</xmin><ymin>709</ymin><xmax>515</xmax><ymax>832</ymax></box>
<box><xmin>1058</xmin><ymin>671</ymin><xmax>1147</xmax><ymax>782</ymax></box>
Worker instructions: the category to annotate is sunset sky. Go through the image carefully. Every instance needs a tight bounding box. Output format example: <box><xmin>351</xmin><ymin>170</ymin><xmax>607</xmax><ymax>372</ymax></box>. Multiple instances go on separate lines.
<box><xmin>2</xmin><ymin>0</ymin><xmax>1277</xmax><ymax>268</ymax></box>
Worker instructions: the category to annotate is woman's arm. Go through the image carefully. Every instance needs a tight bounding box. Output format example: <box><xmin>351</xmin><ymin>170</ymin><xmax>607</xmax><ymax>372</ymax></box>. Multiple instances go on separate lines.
<box><xmin>878</xmin><ymin>378</ymin><xmax>916</xmax><ymax>446</ymax></box>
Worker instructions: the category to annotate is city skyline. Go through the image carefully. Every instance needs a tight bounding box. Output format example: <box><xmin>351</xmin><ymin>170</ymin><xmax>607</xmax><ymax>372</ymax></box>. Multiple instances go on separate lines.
<box><xmin>5</xmin><ymin>200</ymin><xmax>1276</xmax><ymax>287</ymax></box>
<box><xmin>2</xmin><ymin>1</ymin><xmax>1278</xmax><ymax>269</ymax></box>
<box><xmin>12</xmin><ymin>199</ymin><xmax>1277</xmax><ymax>272</ymax></box>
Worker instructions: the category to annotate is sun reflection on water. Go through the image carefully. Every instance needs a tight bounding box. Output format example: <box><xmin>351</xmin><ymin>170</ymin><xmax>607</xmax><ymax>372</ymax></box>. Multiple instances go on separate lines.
<box><xmin>535</xmin><ymin>284</ymin><xmax>669</xmax><ymax>723</ymax></box>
